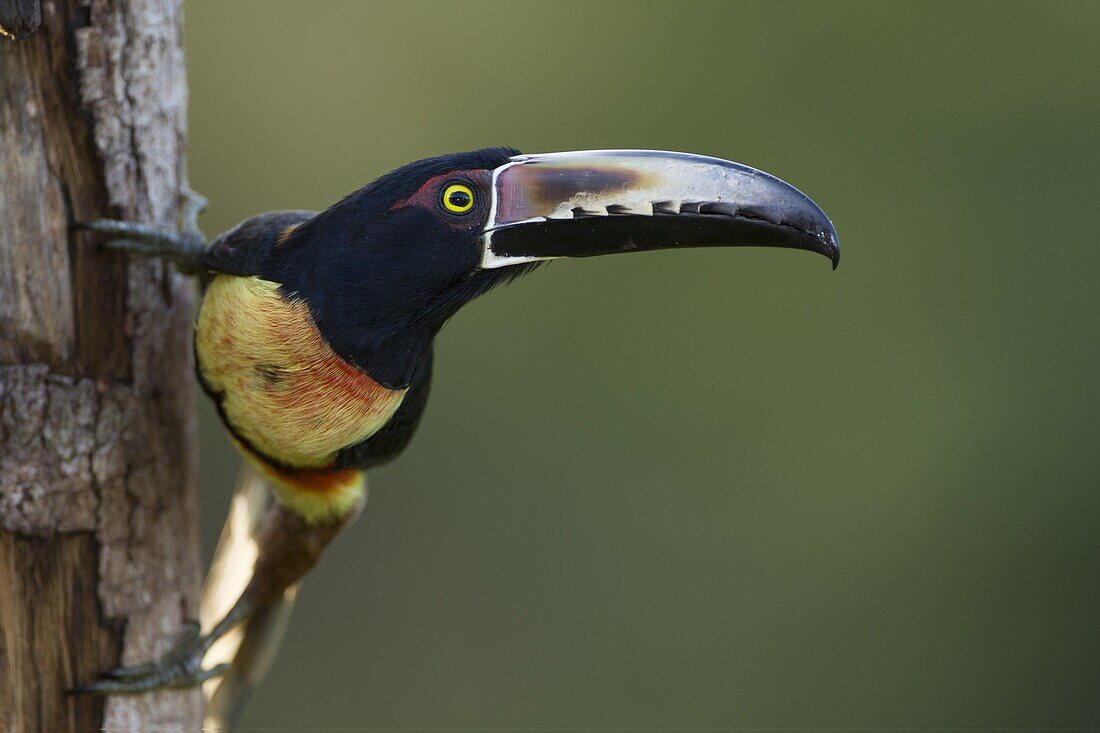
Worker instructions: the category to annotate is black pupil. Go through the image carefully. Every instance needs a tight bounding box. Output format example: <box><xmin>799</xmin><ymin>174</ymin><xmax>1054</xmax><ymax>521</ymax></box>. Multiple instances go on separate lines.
<box><xmin>448</xmin><ymin>189</ymin><xmax>471</xmax><ymax>209</ymax></box>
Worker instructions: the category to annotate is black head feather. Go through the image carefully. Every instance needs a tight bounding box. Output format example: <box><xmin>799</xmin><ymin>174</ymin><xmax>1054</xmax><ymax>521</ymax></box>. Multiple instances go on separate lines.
<box><xmin>309</xmin><ymin>147</ymin><xmax>520</xmax><ymax>224</ymax></box>
<box><xmin>267</xmin><ymin>147</ymin><xmax>537</xmax><ymax>388</ymax></box>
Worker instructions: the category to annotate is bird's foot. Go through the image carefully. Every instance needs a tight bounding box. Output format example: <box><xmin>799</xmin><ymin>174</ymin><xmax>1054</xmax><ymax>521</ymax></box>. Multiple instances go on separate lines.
<box><xmin>76</xmin><ymin>187</ymin><xmax>208</xmax><ymax>274</ymax></box>
<box><xmin>70</xmin><ymin>621</ymin><xmax>230</xmax><ymax>694</ymax></box>
<box><xmin>71</xmin><ymin>598</ymin><xmax>251</xmax><ymax>695</ymax></box>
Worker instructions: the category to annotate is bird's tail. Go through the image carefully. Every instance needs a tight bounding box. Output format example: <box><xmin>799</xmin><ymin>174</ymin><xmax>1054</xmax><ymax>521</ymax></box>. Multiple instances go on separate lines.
<box><xmin>200</xmin><ymin>464</ymin><xmax>299</xmax><ymax>730</ymax></box>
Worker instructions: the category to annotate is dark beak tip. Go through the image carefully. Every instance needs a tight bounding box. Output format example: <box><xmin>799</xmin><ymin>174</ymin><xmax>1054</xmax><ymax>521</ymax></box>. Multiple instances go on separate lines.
<box><xmin>822</xmin><ymin>225</ymin><xmax>840</xmax><ymax>270</ymax></box>
<box><xmin>798</xmin><ymin>224</ymin><xmax>838</xmax><ymax>269</ymax></box>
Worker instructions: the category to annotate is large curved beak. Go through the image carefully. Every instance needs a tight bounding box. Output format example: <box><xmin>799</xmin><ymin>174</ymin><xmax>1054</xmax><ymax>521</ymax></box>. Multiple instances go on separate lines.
<box><xmin>480</xmin><ymin>150</ymin><xmax>839</xmax><ymax>270</ymax></box>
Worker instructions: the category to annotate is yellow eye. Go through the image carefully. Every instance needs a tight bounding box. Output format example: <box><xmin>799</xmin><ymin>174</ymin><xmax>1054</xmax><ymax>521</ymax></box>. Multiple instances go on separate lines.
<box><xmin>442</xmin><ymin>183</ymin><xmax>475</xmax><ymax>214</ymax></box>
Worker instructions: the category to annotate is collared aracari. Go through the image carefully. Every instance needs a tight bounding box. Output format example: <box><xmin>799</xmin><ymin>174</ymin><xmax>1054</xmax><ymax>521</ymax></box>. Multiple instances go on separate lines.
<box><xmin>72</xmin><ymin>148</ymin><xmax>839</xmax><ymax>703</ymax></box>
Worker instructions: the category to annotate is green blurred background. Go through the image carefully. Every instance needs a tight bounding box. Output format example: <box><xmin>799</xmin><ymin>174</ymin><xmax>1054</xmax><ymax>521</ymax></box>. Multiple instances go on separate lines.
<box><xmin>186</xmin><ymin>1</ymin><xmax>1100</xmax><ymax>728</ymax></box>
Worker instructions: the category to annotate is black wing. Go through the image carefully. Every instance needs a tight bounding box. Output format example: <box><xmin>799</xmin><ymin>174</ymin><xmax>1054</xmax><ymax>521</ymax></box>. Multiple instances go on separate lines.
<box><xmin>202</xmin><ymin>210</ymin><xmax>317</xmax><ymax>276</ymax></box>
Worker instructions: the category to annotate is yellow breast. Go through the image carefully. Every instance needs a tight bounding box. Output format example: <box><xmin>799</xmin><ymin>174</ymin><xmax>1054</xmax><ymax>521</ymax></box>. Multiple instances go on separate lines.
<box><xmin>195</xmin><ymin>275</ymin><xmax>406</xmax><ymax>471</ymax></box>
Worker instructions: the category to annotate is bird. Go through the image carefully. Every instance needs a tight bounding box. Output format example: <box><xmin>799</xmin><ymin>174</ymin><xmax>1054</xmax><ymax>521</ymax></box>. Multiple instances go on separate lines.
<box><xmin>70</xmin><ymin>147</ymin><xmax>838</xmax><ymax>721</ymax></box>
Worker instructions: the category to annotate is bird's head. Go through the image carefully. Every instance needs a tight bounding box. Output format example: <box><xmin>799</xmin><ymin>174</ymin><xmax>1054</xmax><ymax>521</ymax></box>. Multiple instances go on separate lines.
<box><xmin>273</xmin><ymin>147</ymin><xmax>839</xmax><ymax>388</ymax></box>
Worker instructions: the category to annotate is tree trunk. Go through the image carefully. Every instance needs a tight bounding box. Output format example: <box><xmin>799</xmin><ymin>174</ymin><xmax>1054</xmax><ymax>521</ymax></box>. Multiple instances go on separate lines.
<box><xmin>0</xmin><ymin>0</ymin><xmax>202</xmax><ymax>730</ymax></box>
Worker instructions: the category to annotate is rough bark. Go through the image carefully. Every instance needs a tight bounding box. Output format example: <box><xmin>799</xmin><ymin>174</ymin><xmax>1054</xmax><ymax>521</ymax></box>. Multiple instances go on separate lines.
<box><xmin>0</xmin><ymin>1</ymin><xmax>202</xmax><ymax>730</ymax></box>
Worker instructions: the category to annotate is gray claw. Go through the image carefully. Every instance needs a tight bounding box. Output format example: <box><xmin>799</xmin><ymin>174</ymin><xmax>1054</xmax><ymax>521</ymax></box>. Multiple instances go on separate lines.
<box><xmin>196</xmin><ymin>663</ymin><xmax>232</xmax><ymax>685</ymax></box>
<box><xmin>100</xmin><ymin>620</ymin><xmax>204</xmax><ymax>679</ymax></box>
<box><xmin>70</xmin><ymin>599</ymin><xmax>251</xmax><ymax>696</ymax></box>
<box><xmin>78</xmin><ymin>218</ymin><xmax>205</xmax><ymax>274</ymax></box>
<box><xmin>175</xmin><ymin>620</ymin><xmax>203</xmax><ymax>646</ymax></box>
<box><xmin>100</xmin><ymin>238</ymin><xmax>165</xmax><ymax>255</ymax></box>
<box><xmin>102</xmin><ymin>661</ymin><xmax>159</xmax><ymax>680</ymax></box>
<box><xmin>181</xmin><ymin>187</ymin><xmax>209</xmax><ymax>218</ymax></box>
<box><xmin>70</xmin><ymin>661</ymin><xmax>229</xmax><ymax>695</ymax></box>
<box><xmin>75</xmin><ymin>187</ymin><xmax>208</xmax><ymax>274</ymax></box>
